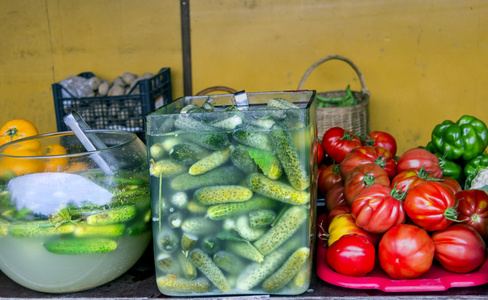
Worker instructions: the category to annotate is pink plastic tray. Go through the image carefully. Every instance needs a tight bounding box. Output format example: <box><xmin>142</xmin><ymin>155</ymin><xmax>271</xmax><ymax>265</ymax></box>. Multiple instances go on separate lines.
<box><xmin>316</xmin><ymin>231</ymin><xmax>488</xmax><ymax>292</ymax></box>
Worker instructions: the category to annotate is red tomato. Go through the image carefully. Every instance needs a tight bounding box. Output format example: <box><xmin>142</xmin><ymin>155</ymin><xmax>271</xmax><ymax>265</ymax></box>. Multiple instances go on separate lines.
<box><xmin>456</xmin><ymin>189</ymin><xmax>488</xmax><ymax>239</ymax></box>
<box><xmin>432</xmin><ymin>224</ymin><xmax>486</xmax><ymax>273</ymax></box>
<box><xmin>343</xmin><ymin>163</ymin><xmax>390</xmax><ymax>206</ymax></box>
<box><xmin>364</xmin><ymin>131</ymin><xmax>398</xmax><ymax>157</ymax></box>
<box><xmin>441</xmin><ymin>176</ymin><xmax>462</xmax><ymax>195</ymax></box>
<box><xmin>390</xmin><ymin>167</ymin><xmax>439</xmax><ymax>194</ymax></box>
<box><xmin>326</xmin><ymin>234</ymin><xmax>376</xmax><ymax>277</ymax></box>
<box><xmin>314</xmin><ymin>141</ymin><xmax>325</xmax><ymax>166</ymax></box>
<box><xmin>325</xmin><ymin>181</ymin><xmax>348</xmax><ymax>212</ymax></box>
<box><xmin>317</xmin><ymin>164</ymin><xmax>342</xmax><ymax>196</ymax></box>
<box><xmin>404</xmin><ymin>181</ymin><xmax>458</xmax><ymax>231</ymax></box>
<box><xmin>351</xmin><ymin>184</ymin><xmax>406</xmax><ymax>234</ymax></box>
<box><xmin>396</xmin><ymin>148</ymin><xmax>443</xmax><ymax>178</ymax></box>
<box><xmin>379</xmin><ymin>224</ymin><xmax>435</xmax><ymax>279</ymax></box>
<box><xmin>322</xmin><ymin>127</ymin><xmax>362</xmax><ymax>163</ymax></box>
<box><xmin>339</xmin><ymin>146</ymin><xmax>397</xmax><ymax>180</ymax></box>
<box><xmin>327</xmin><ymin>205</ymin><xmax>351</xmax><ymax>225</ymax></box>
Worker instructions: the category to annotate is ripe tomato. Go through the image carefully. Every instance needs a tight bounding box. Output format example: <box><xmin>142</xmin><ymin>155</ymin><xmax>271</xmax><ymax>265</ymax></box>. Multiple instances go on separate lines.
<box><xmin>343</xmin><ymin>163</ymin><xmax>390</xmax><ymax>206</ymax></box>
<box><xmin>326</xmin><ymin>234</ymin><xmax>376</xmax><ymax>277</ymax></box>
<box><xmin>314</xmin><ymin>141</ymin><xmax>325</xmax><ymax>166</ymax></box>
<box><xmin>379</xmin><ymin>224</ymin><xmax>435</xmax><ymax>279</ymax></box>
<box><xmin>322</xmin><ymin>127</ymin><xmax>362</xmax><ymax>163</ymax></box>
<box><xmin>317</xmin><ymin>164</ymin><xmax>342</xmax><ymax>196</ymax></box>
<box><xmin>364</xmin><ymin>130</ymin><xmax>398</xmax><ymax>157</ymax></box>
<box><xmin>0</xmin><ymin>119</ymin><xmax>39</xmax><ymax>146</ymax></box>
<box><xmin>441</xmin><ymin>176</ymin><xmax>462</xmax><ymax>195</ymax></box>
<box><xmin>404</xmin><ymin>181</ymin><xmax>458</xmax><ymax>231</ymax></box>
<box><xmin>328</xmin><ymin>213</ymin><xmax>381</xmax><ymax>247</ymax></box>
<box><xmin>327</xmin><ymin>205</ymin><xmax>351</xmax><ymax>225</ymax></box>
<box><xmin>431</xmin><ymin>224</ymin><xmax>486</xmax><ymax>273</ymax></box>
<box><xmin>351</xmin><ymin>184</ymin><xmax>406</xmax><ymax>234</ymax></box>
<box><xmin>0</xmin><ymin>145</ymin><xmax>42</xmax><ymax>176</ymax></box>
<box><xmin>396</xmin><ymin>148</ymin><xmax>443</xmax><ymax>178</ymax></box>
<box><xmin>456</xmin><ymin>189</ymin><xmax>488</xmax><ymax>239</ymax></box>
<box><xmin>339</xmin><ymin>146</ymin><xmax>397</xmax><ymax>180</ymax></box>
<box><xmin>40</xmin><ymin>144</ymin><xmax>68</xmax><ymax>172</ymax></box>
<box><xmin>390</xmin><ymin>167</ymin><xmax>439</xmax><ymax>194</ymax></box>
<box><xmin>325</xmin><ymin>181</ymin><xmax>347</xmax><ymax>212</ymax></box>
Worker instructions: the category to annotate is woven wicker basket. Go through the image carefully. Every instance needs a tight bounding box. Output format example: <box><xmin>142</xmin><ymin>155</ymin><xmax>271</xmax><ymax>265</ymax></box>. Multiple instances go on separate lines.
<box><xmin>298</xmin><ymin>54</ymin><xmax>370</xmax><ymax>138</ymax></box>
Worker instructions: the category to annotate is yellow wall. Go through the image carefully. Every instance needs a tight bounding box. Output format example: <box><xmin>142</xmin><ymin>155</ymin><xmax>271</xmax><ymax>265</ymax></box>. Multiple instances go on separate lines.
<box><xmin>1</xmin><ymin>0</ymin><xmax>487</xmax><ymax>155</ymax></box>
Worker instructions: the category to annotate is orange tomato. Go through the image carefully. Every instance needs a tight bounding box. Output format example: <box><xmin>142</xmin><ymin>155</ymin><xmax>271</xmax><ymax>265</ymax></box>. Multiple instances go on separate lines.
<box><xmin>0</xmin><ymin>146</ymin><xmax>42</xmax><ymax>177</ymax></box>
<box><xmin>40</xmin><ymin>144</ymin><xmax>68</xmax><ymax>172</ymax></box>
<box><xmin>0</xmin><ymin>119</ymin><xmax>39</xmax><ymax>146</ymax></box>
<box><xmin>327</xmin><ymin>213</ymin><xmax>381</xmax><ymax>247</ymax></box>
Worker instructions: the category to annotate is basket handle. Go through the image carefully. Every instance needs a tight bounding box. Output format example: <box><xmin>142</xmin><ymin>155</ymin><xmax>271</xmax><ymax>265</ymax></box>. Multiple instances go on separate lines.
<box><xmin>297</xmin><ymin>54</ymin><xmax>370</xmax><ymax>97</ymax></box>
<box><xmin>196</xmin><ymin>86</ymin><xmax>237</xmax><ymax>96</ymax></box>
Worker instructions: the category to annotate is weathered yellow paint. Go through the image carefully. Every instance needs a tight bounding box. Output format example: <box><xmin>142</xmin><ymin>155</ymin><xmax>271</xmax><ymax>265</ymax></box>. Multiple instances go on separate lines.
<box><xmin>1</xmin><ymin>0</ymin><xmax>488</xmax><ymax>156</ymax></box>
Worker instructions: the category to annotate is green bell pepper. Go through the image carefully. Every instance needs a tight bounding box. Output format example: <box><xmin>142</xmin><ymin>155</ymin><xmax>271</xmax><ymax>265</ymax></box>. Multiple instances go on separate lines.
<box><xmin>431</xmin><ymin>115</ymin><xmax>488</xmax><ymax>162</ymax></box>
<box><xmin>463</xmin><ymin>153</ymin><xmax>488</xmax><ymax>189</ymax></box>
<box><xmin>433</xmin><ymin>153</ymin><xmax>464</xmax><ymax>186</ymax></box>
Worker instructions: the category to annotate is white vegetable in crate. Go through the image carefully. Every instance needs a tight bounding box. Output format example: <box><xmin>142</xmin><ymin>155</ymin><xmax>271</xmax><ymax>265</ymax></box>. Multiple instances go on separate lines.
<box><xmin>87</xmin><ymin>76</ymin><xmax>102</xmax><ymax>91</ymax></box>
<box><xmin>98</xmin><ymin>79</ymin><xmax>111</xmax><ymax>96</ymax></box>
<box><xmin>122</xmin><ymin>72</ymin><xmax>138</xmax><ymax>85</ymax></box>
<box><xmin>108</xmin><ymin>85</ymin><xmax>125</xmax><ymax>96</ymax></box>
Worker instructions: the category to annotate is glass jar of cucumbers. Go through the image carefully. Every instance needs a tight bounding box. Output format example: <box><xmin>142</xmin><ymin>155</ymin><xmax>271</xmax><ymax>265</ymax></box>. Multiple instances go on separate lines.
<box><xmin>146</xmin><ymin>90</ymin><xmax>318</xmax><ymax>296</ymax></box>
<box><xmin>0</xmin><ymin>130</ymin><xmax>151</xmax><ymax>293</ymax></box>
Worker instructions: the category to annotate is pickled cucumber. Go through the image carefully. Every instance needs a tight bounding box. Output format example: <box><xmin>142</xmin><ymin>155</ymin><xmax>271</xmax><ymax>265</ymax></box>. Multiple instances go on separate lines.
<box><xmin>226</xmin><ymin>240</ymin><xmax>264</xmax><ymax>263</ymax></box>
<box><xmin>86</xmin><ymin>205</ymin><xmax>137</xmax><ymax>226</ymax></box>
<box><xmin>194</xmin><ymin>185</ymin><xmax>253</xmax><ymax>205</ymax></box>
<box><xmin>74</xmin><ymin>223</ymin><xmax>125</xmax><ymax>238</ymax></box>
<box><xmin>181</xmin><ymin>217</ymin><xmax>218</xmax><ymax>235</ymax></box>
<box><xmin>245</xmin><ymin>173</ymin><xmax>309</xmax><ymax>205</ymax></box>
<box><xmin>188</xmin><ymin>248</ymin><xmax>231</xmax><ymax>292</ymax></box>
<box><xmin>232</xmin><ymin>124</ymin><xmax>273</xmax><ymax>152</ymax></box>
<box><xmin>156</xmin><ymin>275</ymin><xmax>211</xmax><ymax>294</ymax></box>
<box><xmin>156</xmin><ymin>253</ymin><xmax>181</xmax><ymax>275</ymax></box>
<box><xmin>248</xmin><ymin>209</ymin><xmax>276</xmax><ymax>229</ymax></box>
<box><xmin>9</xmin><ymin>221</ymin><xmax>76</xmax><ymax>238</ymax></box>
<box><xmin>206</xmin><ymin>196</ymin><xmax>280</xmax><ymax>221</ymax></box>
<box><xmin>177</xmin><ymin>251</ymin><xmax>198</xmax><ymax>280</ymax></box>
<box><xmin>189</xmin><ymin>147</ymin><xmax>231</xmax><ymax>175</ymax></box>
<box><xmin>235</xmin><ymin>214</ymin><xmax>265</xmax><ymax>241</ymax></box>
<box><xmin>213</xmin><ymin>251</ymin><xmax>245</xmax><ymax>275</ymax></box>
<box><xmin>170</xmin><ymin>166</ymin><xmax>243</xmax><ymax>191</ymax></box>
<box><xmin>150</xmin><ymin>159</ymin><xmax>188</xmax><ymax>178</ymax></box>
<box><xmin>262</xmin><ymin>247</ymin><xmax>310</xmax><ymax>292</ymax></box>
<box><xmin>43</xmin><ymin>238</ymin><xmax>117</xmax><ymax>254</ymax></box>
<box><xmin>254</xmin><ymin>206</ymin><xmax>307</xmax><ymax>255</ymax></box>
<box><xmin>229</xmin><ymin>145</ymin><xmax>258</xmax><ymax>174</ymax></box>
<box><xmin>169</xmin><ymin>142</ymin><xmax>209</xmax><ymax>165</ymax></box>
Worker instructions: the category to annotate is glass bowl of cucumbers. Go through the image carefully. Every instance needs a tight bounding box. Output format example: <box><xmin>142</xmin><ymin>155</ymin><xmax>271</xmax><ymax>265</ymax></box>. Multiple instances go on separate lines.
<box><xmin>145</xmin><ymin>90</ymin><xmax>318</xmax><ymax>296</ymax></box>
<box><xmin>0</xmin><ymin>130</ymin><xmax>151</xmax><ymax>293</ymax></box>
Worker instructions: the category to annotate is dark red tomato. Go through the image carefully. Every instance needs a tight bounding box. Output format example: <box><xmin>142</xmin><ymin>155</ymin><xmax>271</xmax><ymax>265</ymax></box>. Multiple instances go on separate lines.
<box><xmin>351</xmin><ymin>184</ymin><xmax>406</xmax><ymax>234</ymax></box>
<box><xmin>339</xmin><ymin>146</ymin><xmax>397</xmax><ymax>180</ymax></box>
<box><xmin>364</xmin><ymin>131</ymin><xmax>398</xmax><ymax>157</ymax></box>
<box><xmin>343</xmin><ymin>163</ymin><xmax>390</xmax><ymax>206</ymax></box>
<box><xmin>431</xmin><ymin>224</ymin><xmax>486</xmax><ymax>273</ymax></box>
<box><xmin>456</xmin><ymin>189</ymin><xmax>488</xmax><ymax>239</ymax></box>
<box><xmin>326</xmin><ymin>234</ymin><xmax>376</xmax><ymax>277</ymax></box>
<box><xmin>379</xmin><ymin>224</ymin><xmax>435</xmax><ymax>279</ymax></box>
<box><xmin>314</xmin><ymin>141</ymin><xmax>325</xmax><ymax>166</ymax></box>
<box><xmin>327</xmin><ymin>205</ymin><xmax>351</xmax><ymax>225</ymax></box>
<box><xmin>317</xmin><ymin>164</ymin><xmax>342</xmax><ymax>196</ymax></box>
<box><xmin>390</xmin><ymin>167</ymin><xmax>439</xmax><ymax>194</ymax></box>
<box><xmin>404</xmin><ymin>181</ymin><xmax>458</xmax><ymax>231</ymax></box>
<box><xmin>396</xmin><ymin>148</ymin><xmax>443</xmax><ymax>178</ymax></box>
<box><xmin>322</xmin><ymin>127</ymin><xmax>362</xmax><ymax>163</ymax></box>
<box><xmin>441</xmin><ymin>176</ymin><xmax>462</xmax><ymax>195</ymax></box>
<box><xmin>325</xmin><ymin>181</ymin><xmax>348</xmax><ymax>212</ymax></box>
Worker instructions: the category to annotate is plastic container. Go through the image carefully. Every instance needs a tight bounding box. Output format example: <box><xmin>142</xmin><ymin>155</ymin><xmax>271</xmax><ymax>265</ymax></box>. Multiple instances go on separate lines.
<box><xmin>145</xmin><ymin>90</ymin><xmax>318</xmax><ymax>296</ymax></box>
<box><xmin>52</xmin><ymin>68</ymin><xmax>172</xmax><ymax>140</ymax></box>
<box><xmin>0</xmin><ymin>130</ymin><xmax>152</xmax><ymax>293</ymax></box>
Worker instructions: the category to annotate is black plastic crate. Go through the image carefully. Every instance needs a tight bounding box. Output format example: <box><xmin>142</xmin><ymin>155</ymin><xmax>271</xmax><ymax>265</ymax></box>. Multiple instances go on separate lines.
<box><xmin>52</xmin><ymin>67</ymin><xmax>172</xmax><ymax>141</ymax></box>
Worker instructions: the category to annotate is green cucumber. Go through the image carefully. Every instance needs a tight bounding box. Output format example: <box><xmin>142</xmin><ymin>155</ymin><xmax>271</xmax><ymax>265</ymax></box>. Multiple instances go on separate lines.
<box><xmin>9</xmin><ymin>221</ymin><xmax>75</xmax><ymax>238</ymax></box>
<box><xmin>177</xmin><ymin>251</ymin><xmax>198</xmax><ymax>280</ymax></box>
<box><xmin>232</xmin><ymin>124</ymin><xmax>273</xmax><ymax>152</ymax></box>
<box><xmin>150</xmin><ymin>159</ymin><xmax>188</xmax><ymax>178</ymax></box>
<box><xmin>43</xmin><ymin>238</ymin><xmax>117</xmax><ymax>255</ymax></box>
<box><xmin>253</xmin><ymin>206</ymin><xmax>307</xmax><ymax>255</ymax></box>
<box><xmin>181</xmin><ymin>232</ymin><xmax>198</xmax><ymax>253</ymax></box>
<box><xmin>229</xmin><ymin>145</ymin><xmax>259</xmax><ymax>174</ymax></box>
<box><xmin>249</xmin><ymin>209</ymin><xmax>276</xmax><ymax>229</ymax></box>
<box><xmin>0</xmin><ymin>218</ymin><xmax>8</xmax><ymax>238</ymax></box>
<box><xmin>169</xmin><ymin>142</ymin><xmax>210</xmax><ymax>165</ymax></box>
<box><xmin>86</xmin><ymin>205</ymin><xmax>137</xmax><ymax>226</ymax></box>
<box><xmin>188</xmin><ymin>248</ymin><xmax>231</xmax><ymax>292</ymax></box>
<box><xmin>189</xmin><ymin>147</ymin><xmax>231</xmax><ymax>175</ymax></box>
<box><xmin>245</xmin><ymin>173</ymin><xmax>309</xmax><ymax>205</ymax></box>
<box><xmin>185</xmin><ymin>201</ymin><xmax>208</xmax><ymax>214</ymax></box>
<box><xmin>74</xmin><ymin>224</ymin><xmax>125</xmax><ymax>238</ymax></box>
<box><xmin>156</xmin><ymin>276</ymin><xmax>211</xmax><ymax>293</ymax></box>
<box><xmin>157</xmin><ymin>228</ymin><xmax>179</xmax><ymax>253</ymax></box>
<box><xmin>235</xmin><ymin>214</ymin><xmax>266</xmax><ymax>242</ymax></box>
<box><xmin>269</xmin><ymin>123</ymin><xmax>309</xmax><ymax>190</ymax></box>
<box><xmin>262</xmin><ymin>247</ymin><xmax>310</xmax><ymax>292</ymax></box>
<box><xmin>170</xmin><ymin>166</ymin><xmax>243</xmax><ymax>191</ymax></box>
<box><xmin>226</xmin><ymin>240</ymin><xmax>264</xmax><ymax>263</ymax></box>
<box><xmin>181</xmin><ymin>217</ymin><xmax>219</xmax><ymax>235</ymax></box>
<box><xmin>206</xmin><ymin>196</ymin><xmax>280</xmax><ymax>221</ymax></box>
<box><xmin>213</xmin><ymin>251</ymin><xmax>244</xmax><ymax>275</ymax></box>
<box><xmin>194</xmin><ymin>185</ymin><xmax>253</xmax><ymax>205</ymax></box>
<box><xmin>210</xmin><ymin>115</ymin><xmax>243</xmax><ymax>130</ymax></box>
<box><xmin>155</xmin><ymin>253</ymin><xmax>181</xmax><ymax>275</ymax></box>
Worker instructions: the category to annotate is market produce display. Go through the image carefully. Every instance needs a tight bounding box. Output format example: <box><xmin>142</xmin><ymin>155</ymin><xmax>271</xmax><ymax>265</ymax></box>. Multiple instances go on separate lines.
<box><xmin>316</xmin><ymin>120</ymin><xmax>488</xmax><ymax>285</ymax></box>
